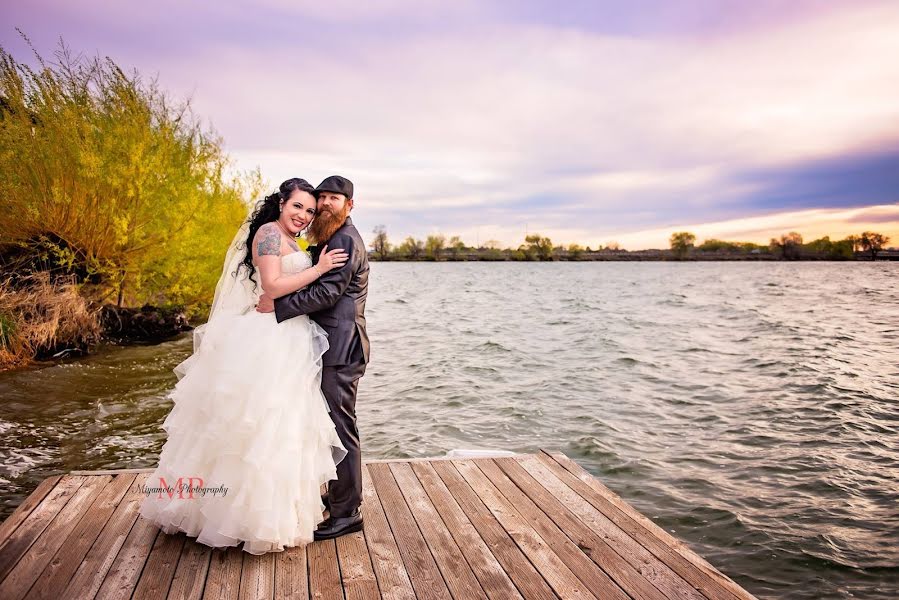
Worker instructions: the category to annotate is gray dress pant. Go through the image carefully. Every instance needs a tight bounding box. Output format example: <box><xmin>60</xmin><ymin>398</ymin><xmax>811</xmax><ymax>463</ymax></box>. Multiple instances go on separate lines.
<box><xmin>321</xmin><ymin>341</ymin><xmax>366</xmax><ymax>518</ymax></box>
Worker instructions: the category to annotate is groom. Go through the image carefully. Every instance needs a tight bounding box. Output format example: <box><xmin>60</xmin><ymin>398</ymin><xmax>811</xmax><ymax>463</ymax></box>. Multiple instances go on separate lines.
<box><xmin>256</xmin><ymin>175</ymin><xmax>370</xmax><ymax>540</ymax></box>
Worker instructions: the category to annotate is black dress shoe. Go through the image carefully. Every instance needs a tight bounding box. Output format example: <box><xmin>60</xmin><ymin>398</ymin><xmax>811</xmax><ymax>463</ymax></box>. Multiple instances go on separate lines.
<box><xmin>313</xmin><ymin>508</ymin><xmax>363</xmax><ymax>540</ymax></box>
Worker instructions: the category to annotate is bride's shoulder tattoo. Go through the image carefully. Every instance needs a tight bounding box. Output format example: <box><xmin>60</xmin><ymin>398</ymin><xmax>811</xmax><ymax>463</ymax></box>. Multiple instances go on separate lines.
<box><xmin>256</xmin><ymin>223</ymin><xmax>282</xmax><ymax>256</ymax></box>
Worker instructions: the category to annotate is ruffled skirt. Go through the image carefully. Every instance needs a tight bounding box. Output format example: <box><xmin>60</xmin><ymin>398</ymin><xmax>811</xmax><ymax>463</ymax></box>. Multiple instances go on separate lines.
<box><xmin>139</xmin><ymin>310</ymin><xmax>347</xmax><ymax>554</ymax></box>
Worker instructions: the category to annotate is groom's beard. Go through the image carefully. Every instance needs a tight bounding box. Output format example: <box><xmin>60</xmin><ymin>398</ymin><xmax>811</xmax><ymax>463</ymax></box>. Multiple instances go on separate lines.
<box><xmin>309</xmin><ymin>203</ymin><xmax>351</xmax><ymax>244</ymax></box>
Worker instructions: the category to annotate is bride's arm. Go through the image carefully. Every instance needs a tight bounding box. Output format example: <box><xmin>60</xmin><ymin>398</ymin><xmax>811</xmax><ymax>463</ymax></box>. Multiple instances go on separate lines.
<box><xmin>253</xmin><ymin>223</ymin><xmax>348</xmax><ymax>298</ymax></box>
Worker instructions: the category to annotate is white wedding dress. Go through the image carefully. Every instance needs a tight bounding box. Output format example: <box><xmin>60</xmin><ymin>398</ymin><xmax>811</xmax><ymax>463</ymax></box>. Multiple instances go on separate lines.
<box><xmin>140</xmin><ymin>250</ymin><xmax>347</xmax><ymax>554</ymax></box>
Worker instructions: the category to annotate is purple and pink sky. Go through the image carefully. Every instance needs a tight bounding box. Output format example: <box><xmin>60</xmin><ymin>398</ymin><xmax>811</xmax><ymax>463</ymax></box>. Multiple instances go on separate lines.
<box><xmin>4</xmin><ymin>0</ymin><xmax>898</xmax><ymax>249</ymax></box>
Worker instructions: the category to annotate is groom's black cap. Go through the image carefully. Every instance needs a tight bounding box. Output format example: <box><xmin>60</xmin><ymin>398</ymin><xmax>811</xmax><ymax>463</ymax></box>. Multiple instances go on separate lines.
<box><xmin>315</xmin><ymin>175</ymin><xmax>353</xmax><ymax>199</ymax></box>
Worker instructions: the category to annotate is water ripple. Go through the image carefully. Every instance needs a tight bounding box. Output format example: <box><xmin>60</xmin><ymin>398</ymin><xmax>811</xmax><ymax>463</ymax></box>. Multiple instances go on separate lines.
<box><xmin>0</xmin><ymin>262</ymin><xmax>897</xmax><ymax>599</ymax></box>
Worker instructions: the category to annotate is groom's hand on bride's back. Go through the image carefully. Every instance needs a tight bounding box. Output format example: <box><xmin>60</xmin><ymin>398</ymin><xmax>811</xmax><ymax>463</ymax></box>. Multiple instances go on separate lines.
<box><xmin>256</xmin><ymin>293</ymin><xmax>275</xmax><ymax>313</ymax></box>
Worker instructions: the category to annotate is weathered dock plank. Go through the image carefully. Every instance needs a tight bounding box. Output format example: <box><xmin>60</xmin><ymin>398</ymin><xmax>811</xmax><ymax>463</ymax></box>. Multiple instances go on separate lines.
<box><xmin>0</xmin><ymin>475</ymin><xmax>110</xmax><ymax>600</ymax></box>
<box><xmin>454</xmin><ymin>459</ymin><xmax>604</xmax><ymax>600</ymax></box>
<box><xmin>0</xmin><ymin>475</ymin><xmax>84</xmax><ymax>582</ymax></box>
<box><xmin>359</xmin><ymin>464</ymin><xmax>415</xmax><ymax>600</ymax></box>
<box><xmin>202</xmin><ymin>546</ymin><xmax>243</xmax><ymax>600</ymax></box>
<box><xmin>517</xmin><ymin>456</ymin><xmax>704</xmax><ymax>600</ymax></box>
<box><xmin>0</xmin><ymin>451</ymin><xmax>758</xmax><ymax>599</ymax></box>
<box><xmin>273</xmin><ymin>545</ymin><xmax>308</xmax><ymax>600</ymax></box>
<box><xmin>367</xmin><ymin>462</ymin><xmax>453</xmax><ymax>599</ymax></box>
<box><xmin>239</xmin><ymin>550</ymin><xmax>275</xmax><ymax>600</ymax></box>
<box><xmin>61</xmin><ymin>473</ymin><xmax>150</xmax><ymax>600</ymax></box>
<box><xmin>410</xmin><ymin>461</ymin><xmax>523</xmax><ymax>600</ymax></box>
<box><xmin>335</xmin><ymin>530</ymin><xmax>379</xmax><ymax>600</ymax></box>
<box><xmin>26</xmin><ymin>473</ymin><xmax>136</xmax><ymax>600</ymax></box>
<box><xmin>389</xmin><ymin>462</ymin><xmax>486</xmax><ymax>599</ymax></box>
<box><xmin>493</xmin><ymin>457</ymin><xmax>668</xmax><ymax>600</ymax></box>
<box><xmin>537</xmin><ymin>451</ymin><xmax>755</xmax><ymax>600</ymax></box>
<box><xmin>0</xmin><ymin>475</ymin><xmax>62</xmax><ymax>547</ymax></box>
<box><xmin>428</xmin><ymin>459</ymin><xmax>556</xmax><ymax>599</ymax></box>
<box><xmin>168</xmin><ymin>537</ymin><xmax>212</xmax><ymax>599</ymax></box>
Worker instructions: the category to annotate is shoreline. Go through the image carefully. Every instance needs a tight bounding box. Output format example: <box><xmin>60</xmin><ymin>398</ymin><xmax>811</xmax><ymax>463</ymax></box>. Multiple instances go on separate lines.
<box><xmin>0</xmin><ymin>303</ymin><xmax>193</xmax><ymax>374</ymax></box>
<box><xmin>2</xmin><ymin>256</ymin><xmax>895</xmax><ymax>373</ymax></box>
<box><xmin>368</xmin><ymin>250</ymin><xmax>899</xmax><ymax>262</ymax></box>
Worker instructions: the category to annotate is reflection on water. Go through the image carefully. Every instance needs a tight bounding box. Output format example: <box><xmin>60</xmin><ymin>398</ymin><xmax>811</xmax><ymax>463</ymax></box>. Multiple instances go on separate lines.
<box><xmin>1</xmin><ymin>262</ymin><xmax>897</xmax><ymax>599</ymax></box>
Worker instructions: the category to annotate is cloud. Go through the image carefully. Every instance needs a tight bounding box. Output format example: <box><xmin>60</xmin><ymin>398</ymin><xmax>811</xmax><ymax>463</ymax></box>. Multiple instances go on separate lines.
<box><xmin>347</xmin><ymin>202</ymin><xmax>899</xmax><ymax>252</ymax></box>
<box><xmin>845</xmin><ymin>205</ymin><xmax>899</xmax><ymax>225</ymax></box>
<box><xmin>730</xmin><ymin>147</ymin><xmax>899</xmax><ymax>212</ymax></box>
<box><xmin>214</xmin><ymin>1</ymin><xmax>899</xmax><ymax>238</ymax></box>
<box><xmin>4</xmin><ymin>0</ymin><xmax>899</xmax><ymax>248</ymax></box>
<box><xmin>232</xmin><ymin>145</ymin><xmax>899</xmax><ymax>248</ymax></box>
<box><xmin>599</xmin><ymin>204</ymin><xmax>899</xmax><ymax>250</ymax></box>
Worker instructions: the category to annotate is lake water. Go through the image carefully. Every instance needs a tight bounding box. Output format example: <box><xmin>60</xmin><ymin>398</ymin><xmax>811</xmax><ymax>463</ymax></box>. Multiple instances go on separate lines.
<box><xmin>1</xmin><ymin>262</ymin><xmax>897</xmax><ymax>599</ymax></box>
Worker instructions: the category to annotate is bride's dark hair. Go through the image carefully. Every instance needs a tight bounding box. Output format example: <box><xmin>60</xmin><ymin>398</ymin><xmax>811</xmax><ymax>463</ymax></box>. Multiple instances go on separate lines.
<box><xmin>240</xmin><ymin>177</ymin><xmax>316</xmax><ymax>288</ymax></box>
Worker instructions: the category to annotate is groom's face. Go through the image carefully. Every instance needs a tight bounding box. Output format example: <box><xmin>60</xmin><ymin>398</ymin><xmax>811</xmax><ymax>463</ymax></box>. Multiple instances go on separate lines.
<box><xmin>309</xmin><ymin>192</ymin><xmax>354</xmax><ymax>243</ymax></box>
<box><xmin>317</xmin><ymin>192</ymin><xmax>353</xmax><ymax>216</ymax></box>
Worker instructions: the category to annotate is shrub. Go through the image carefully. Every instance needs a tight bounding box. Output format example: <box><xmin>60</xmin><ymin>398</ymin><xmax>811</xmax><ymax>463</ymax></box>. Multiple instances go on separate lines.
<box><xmin>0</xmin><ymin>273</ymin><xmax>101</xmax><ymax>368</ymax></box>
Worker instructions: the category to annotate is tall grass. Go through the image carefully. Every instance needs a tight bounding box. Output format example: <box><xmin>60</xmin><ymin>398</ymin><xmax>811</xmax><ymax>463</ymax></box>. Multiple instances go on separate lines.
<box><xmin>0</xmin><ymin>274</ymin><xmax>101</xmax><ymax>369</ymax></box>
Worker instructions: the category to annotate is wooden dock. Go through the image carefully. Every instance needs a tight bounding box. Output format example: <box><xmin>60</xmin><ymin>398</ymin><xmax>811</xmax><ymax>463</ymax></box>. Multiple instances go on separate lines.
<box><xmin>0</xmin><ymin>450</ymin><xmax>757</xmax><ymax>599</ymax></box>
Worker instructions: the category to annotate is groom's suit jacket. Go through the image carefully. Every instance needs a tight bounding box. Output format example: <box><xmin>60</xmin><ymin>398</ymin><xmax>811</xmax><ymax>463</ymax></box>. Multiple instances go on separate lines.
<box><xmin>274</xmin><ymin>216</ymin><xmax>370</xmax><ymax>367</ymax></box>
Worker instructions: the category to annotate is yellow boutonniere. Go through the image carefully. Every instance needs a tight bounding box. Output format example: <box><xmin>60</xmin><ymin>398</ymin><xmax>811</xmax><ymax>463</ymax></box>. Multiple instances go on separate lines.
<box><xmin>297</xmin><ymin>237</ymin><xmax>310</xmax><ymax>251</ymax></box>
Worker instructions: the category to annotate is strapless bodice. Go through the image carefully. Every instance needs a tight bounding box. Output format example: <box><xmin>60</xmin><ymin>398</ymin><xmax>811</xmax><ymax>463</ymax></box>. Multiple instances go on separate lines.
<box><xmin>281</xmin><ymin>250</ymin><xmax>312</xmax><ymax>275</ymax></box>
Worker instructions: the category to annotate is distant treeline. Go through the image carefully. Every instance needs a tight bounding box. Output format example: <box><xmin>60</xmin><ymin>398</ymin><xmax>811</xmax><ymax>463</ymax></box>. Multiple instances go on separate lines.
<box><xmin>0</xmin><ymin>38</ymin><xmax>258</xmax><ymax>368</ymax></box>
<box><xmin>669</xmin><ymin>231</ymin><xmax>892</xmax><ymax>261</ymax></box>
<box><xmin>368</xmin><ymin>227</ymin><xmax>894</xmax><ymax>262</ymax></box>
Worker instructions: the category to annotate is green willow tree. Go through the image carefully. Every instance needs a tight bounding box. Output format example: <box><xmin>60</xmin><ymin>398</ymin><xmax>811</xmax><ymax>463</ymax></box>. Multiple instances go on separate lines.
<box><xmin>396</xmin><ymin>236</ymin><xmax>424</xmax><ymax>259</ymax></box>
<box><xmin>0</xmin><ymin>40</ymin><xmax>254</xmax><ymax>309</ymax></box>
<box><xmin>447</xmin><ymin>235</ymin><xmax>465</xmax><ymax>260</ymax></box>
<box><xmin>425</xmin><ymin>234</ymin><xmax>446</xmax><ymax>260</ymax></box>
<box><xmin>769</xmin><ymin>232</ymin><xmax>804</xmax><ymax>260</ymax></box>
<box><xmin>859</xmin><ymin>231</ymin><xmax>890</xmax><ymax>260</ymax></box>
<box><xmin>522</xmin><ymin>234</ymin><xmax>554</xmax><ymax>261</ymax></box>
<box><xmin>669</xmin><ymin>231</ymin><xmax>696</xmax><ymax>260</ymax></box>
<box><xmin>370</xmin><ymin>225</ymin><xmax>390</xmax><ymax>260</ymax></box>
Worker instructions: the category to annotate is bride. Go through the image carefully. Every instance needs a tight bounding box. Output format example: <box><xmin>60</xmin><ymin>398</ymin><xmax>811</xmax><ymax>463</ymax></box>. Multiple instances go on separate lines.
<box><xmin>140</xmin><ymin>178</ymin><xmax>349</xmax><ymax>554</ymax></box>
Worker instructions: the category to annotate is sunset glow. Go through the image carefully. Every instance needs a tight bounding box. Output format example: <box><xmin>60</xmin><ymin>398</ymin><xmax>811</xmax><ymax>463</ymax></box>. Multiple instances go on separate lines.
<box><xmin>3</xmin><ymin>0</ymin><xmax>897</xmax><ymax>249</ymax></box>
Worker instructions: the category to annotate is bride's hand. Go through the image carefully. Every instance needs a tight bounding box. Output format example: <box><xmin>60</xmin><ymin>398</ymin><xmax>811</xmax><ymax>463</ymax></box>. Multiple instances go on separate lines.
<box><xmin>316</xmin><ymin>244</ymin><xmax>349</xmax><ymax>273</ymax></box>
